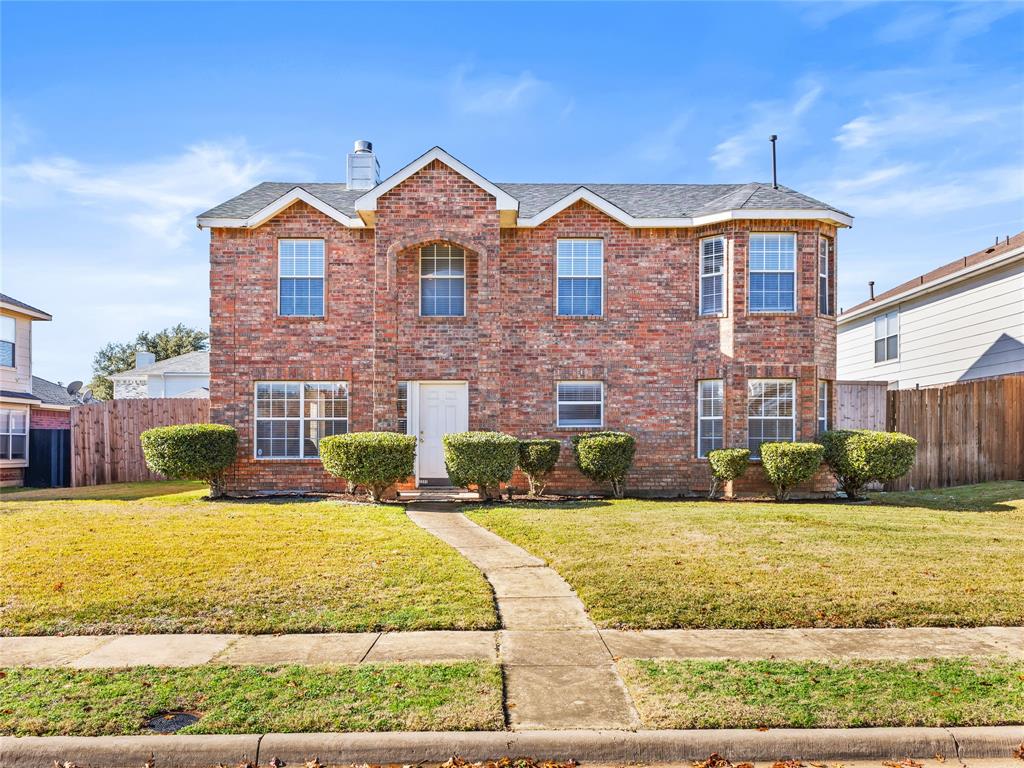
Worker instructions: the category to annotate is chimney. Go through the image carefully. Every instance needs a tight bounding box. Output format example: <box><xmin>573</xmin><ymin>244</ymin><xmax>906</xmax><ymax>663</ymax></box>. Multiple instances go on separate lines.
<box><xmin>135</xmin><ymin>351</ymin><xmax>156</xmax><ymax>369</ymax></box>
<box><xmin>347</xmin><ymin>140</ymin><xmax>380</xmax><ymax>191</ymax></box>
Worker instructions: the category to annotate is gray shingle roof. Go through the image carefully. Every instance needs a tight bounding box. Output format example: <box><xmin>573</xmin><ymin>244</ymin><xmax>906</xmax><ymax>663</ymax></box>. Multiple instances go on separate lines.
<box><xmin>0</xmin><ymin>293</ymin><xmax>51</xmax><ymax>319</ymax></box>
<box><xmin>198</xmin><ymin>180</ymin><xmax>849</xmax><ymax>222</ymax></box>
<box><xmin>199</xmin><ymin>183</ymin><xmax>365</xmax><ymax>220</ymax></box>
<box><xmin>108</xmin><ymin>351</ymin><xmax>210</xmax><ymax>380</ymax></box>
<box><xmin>31</xmin><ymin>376</ymin><xmax>78</xmax><ymax>407</ymax></box>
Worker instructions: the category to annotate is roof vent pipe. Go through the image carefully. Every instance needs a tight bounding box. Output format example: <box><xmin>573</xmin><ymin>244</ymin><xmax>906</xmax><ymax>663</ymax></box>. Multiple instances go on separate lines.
<box><xmin>347</xmin><ymin>140</ymin><xmax>380</xmax><ymax>191</ymax></box>
<box><xmin>769</xmin><ymin>135</ymin><xmax>778</xmax><ymax>190</ymax></box>
<box><xmin>869</xmin><ymin>280</ymin><xmax>875</xmax><ymax>301</ymax></box>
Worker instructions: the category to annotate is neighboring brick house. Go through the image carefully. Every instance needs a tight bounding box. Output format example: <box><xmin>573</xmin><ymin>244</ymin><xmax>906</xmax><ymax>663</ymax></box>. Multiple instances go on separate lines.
<box><xmin>198</xmin><ymin>144</ymin><xmax>852</xmax><ymax>496</ymax></box>
<box><xmin>109</xmin><ymin>350</ymin><xmax>210</xmax><ymax>399</ymax></box>
<box><xmin>0</xmin><ymin>293</ymin><xmax>75</xmax><ymax>487</ymax></box>
<box><xmin>838</xmin><ymin>232</ymin><xmax>1023</xmax><ymax>389</ymax></box>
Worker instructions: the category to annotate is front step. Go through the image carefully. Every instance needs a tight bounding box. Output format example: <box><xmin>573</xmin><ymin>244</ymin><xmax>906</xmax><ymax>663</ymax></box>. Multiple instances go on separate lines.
<box><xmin>398</xmin><ymin>487</ymin><xmax>479</xmax><ymax>502</ymax></box>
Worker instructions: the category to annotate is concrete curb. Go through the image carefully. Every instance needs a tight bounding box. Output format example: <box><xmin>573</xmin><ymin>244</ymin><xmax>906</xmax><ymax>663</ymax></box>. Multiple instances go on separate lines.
<box><xmin>0</xmin><ymin>734</ymin><xmax>259</xmax><ymax>768</ymax></box>
<box><xmin>3</xmin><ymin>727</ymin><xmax>1022</xmax><ymax>767</ymax></box>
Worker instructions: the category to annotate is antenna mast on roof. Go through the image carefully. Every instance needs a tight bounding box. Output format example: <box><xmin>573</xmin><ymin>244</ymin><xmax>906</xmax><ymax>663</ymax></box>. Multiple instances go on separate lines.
<box><xmin>769</xmin><ymin>135</ymin><xmax>779</xmax><ymax>190</ymax></box>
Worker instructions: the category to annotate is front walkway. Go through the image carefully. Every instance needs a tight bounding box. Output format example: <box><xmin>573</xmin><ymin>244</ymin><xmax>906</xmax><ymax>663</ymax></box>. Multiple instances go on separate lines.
<box><xmin>407</xmin><ymin>501</ymin><xmax>641</xmax><ymax>730</ymax></box>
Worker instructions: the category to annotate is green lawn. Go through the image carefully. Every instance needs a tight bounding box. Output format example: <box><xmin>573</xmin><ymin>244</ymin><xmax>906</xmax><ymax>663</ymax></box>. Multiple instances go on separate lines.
<box><xmin>0</xmin><ymin>483</ymin><xmax>496</xmax><ymax>634</ymax></box>
<box><xmin>468</xmin><ymin>481</ymin><xmax>1024</xmax><ymax>629</ymax></box>
<box><xmin>0</xmin><ymin>663</ymin><xmax>503</xmax><ymax>736</ymax></box>
<box><xmin>620</xmin><ymin>657</ymin><xmax>1024</xmax><ymax>729</ymax></box>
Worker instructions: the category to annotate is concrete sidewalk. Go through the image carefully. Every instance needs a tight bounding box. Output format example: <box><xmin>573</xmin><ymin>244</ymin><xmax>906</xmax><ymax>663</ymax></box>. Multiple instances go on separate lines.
<box><xmin>3</xmin><ymin>625</ymin><xmax>1019</xmax><ymax>668</ymax></box>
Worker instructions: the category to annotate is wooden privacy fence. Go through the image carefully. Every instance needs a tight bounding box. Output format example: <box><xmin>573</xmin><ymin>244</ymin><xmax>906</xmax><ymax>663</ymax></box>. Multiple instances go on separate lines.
<box><xmin>886</xmin><ymin>374</ymin><xmax>1024</xmax><ymax>490</ymax></box>
<box><xmin>70</xmin><ymin>399</ymin><xmax>210</xmax><ymax>487</ymax></box>
<box><xmin>836</xmin><ymin>380</ymin><xmax>889</xmax><ymax>430</ymax></box>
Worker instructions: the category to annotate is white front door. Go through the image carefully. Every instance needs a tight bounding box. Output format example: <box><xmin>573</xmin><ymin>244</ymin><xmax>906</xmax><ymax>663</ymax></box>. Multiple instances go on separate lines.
<box><xmin>418</xmin><ymin>383</ymin><xmax>469</xmax><ymax>483</ymax></box>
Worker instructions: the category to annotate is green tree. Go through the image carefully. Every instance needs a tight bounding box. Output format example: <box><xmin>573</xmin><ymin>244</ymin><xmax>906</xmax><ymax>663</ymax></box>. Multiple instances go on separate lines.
<box><xmin>89</xmin><ymin>324</ymin><xmax>209</xmax><ymax>400</ymax></box>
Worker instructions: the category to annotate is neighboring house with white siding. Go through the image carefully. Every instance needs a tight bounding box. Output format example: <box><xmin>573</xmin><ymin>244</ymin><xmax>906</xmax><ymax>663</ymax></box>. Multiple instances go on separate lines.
<box><xmin>109</xmin><ymin>350</ymin><xmax>210</xmax><ymax>399</ymax></box>
<box><xmin>837</xmin><ymin>232</ymin><xmax>1024</xmax><ymax>389</ymax></box>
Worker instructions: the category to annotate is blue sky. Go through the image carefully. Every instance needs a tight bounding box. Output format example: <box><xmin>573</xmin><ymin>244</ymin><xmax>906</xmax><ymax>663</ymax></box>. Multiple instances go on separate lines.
<box><xmin>3</xmin><ymin>1</ymin><xmax>1022</xmax><ymax>382</ymax></box>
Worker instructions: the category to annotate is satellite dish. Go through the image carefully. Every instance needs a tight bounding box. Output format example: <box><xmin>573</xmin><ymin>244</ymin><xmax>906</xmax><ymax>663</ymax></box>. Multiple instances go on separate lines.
<box><xmin>67</xmin><ymin>381</ymin><xmax>83</xmax><ymax>395</ymax></box>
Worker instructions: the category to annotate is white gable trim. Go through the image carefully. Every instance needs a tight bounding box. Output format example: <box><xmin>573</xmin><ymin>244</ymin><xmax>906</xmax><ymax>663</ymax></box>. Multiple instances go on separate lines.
<box><xmin>197</xmin><ymin>187</ymin><xmax>365</xmax><ymax>230</ymax></box>
<box><xmin>354</xmin><ymin>147</ymin><xmax>519</xmax><ymax>213</ymax></box>
<box><xmin>516</xmin><ymin>188</ymin><xmax>853</xmax><ymax>229</ymax></box>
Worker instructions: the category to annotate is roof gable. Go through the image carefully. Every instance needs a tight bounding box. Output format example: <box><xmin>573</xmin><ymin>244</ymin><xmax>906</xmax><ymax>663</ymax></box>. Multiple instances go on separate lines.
<box><xmin>353</xmin><ymin>147</ymin><xmax>519</xmax><ymax>215</ymax></box>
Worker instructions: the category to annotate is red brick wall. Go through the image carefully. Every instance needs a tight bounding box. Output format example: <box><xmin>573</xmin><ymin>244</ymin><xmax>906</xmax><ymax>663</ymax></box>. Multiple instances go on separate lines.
<box><xmin>0</xmin><ymin>466</ymin><xmax>24</xmax><ymax>487</ymax></box>
<box><xmin>30</xmin><ymin>407</ymin><xmax>71</xmax><ymax>430</ymax></box>
<box><xmin>209</xmin><ymin>163</ymin><xmax>838</xmax><ymax>496</ymax></box>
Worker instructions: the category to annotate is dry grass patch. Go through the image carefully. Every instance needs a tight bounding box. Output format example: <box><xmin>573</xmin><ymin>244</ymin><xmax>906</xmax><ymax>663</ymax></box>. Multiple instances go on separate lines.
<box><xmin>0</xmin><ymin>662</ymin><xmax>503</xmax><ymax>735</ymax></box>
<box><xmin>619</xmin><ymin>657</ymin><xmax>1024</xmax><ymax>729</ymax></box>
<box><xmin>468</xmin><ymin>481</ymin><xmax>1024</xmax><ymax>628</ymax></box>
<box><xmin>1</xmin><ymin>485</ymin><xmax>496</xmax><ymax>634</ymax></box>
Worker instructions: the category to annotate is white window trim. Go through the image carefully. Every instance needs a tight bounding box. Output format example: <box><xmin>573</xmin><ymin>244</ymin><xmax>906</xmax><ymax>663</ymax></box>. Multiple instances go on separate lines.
<box><xmin>253</xmin><ymin>381</ymin><xmax>349</xmax><ymax>460</ymax></box>
<box><xmin>873</xmin><ymin>309</ymin><xmax>900</xmax><ymax>364</ymax></box>
<box><xmin>278</xmin><ymin>238</ymin><xmax>326</xmax><ymax>318</ymax></box>
<box><xmin>818</xmin><ymin>236</ymin><xmax>831</xmax><ymax>316</ymax></box>
<box><xmin>556</xmin><ymin>380</ymin><xmax>604</xmax><ymax>428</ymax></box>
<box><xmin>748</xmin><ymin>232</ymin><xmax>797</xmax><ymax>314</ymax></box>
<box><xmin>699</xmin><ymin>236</ymin><xmax>727</xmax><ymax>317</ymax></box>
<box><xmin>817</xmin><ymin>380</ymin><xmax>829</xmax><ymax>434</ymax></box>
<box><xmin>746</xmin><ymin>378</ymin><xmax>797</xmax><ymax>458</ymax></box>
<box><xmin>696</xmin><ymin>379</ymin><xmax>724</xmax><ymax>459</ymax></box>
<box><xmin>0</xmin><ymin>404</ymin><xmax>29</xmax><ymax>466</ymax></box>
<box><xmin>556</xmin><ymin>238</ymin><xmax>605</xmax><ymax>318</ymax></box>
<box><xmin>419</xmin><ymin>244</ymin><xmax>467</xmax><ymax>318</ymax></box>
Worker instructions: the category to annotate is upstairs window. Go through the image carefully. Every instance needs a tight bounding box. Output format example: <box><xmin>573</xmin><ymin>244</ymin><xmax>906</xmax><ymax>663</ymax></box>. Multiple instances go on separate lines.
<box><xmin>697</xmin><ymin>379</ymin><xmax>724</xmax><ymax>457</ymax></box>
<box><xmin>255</xmin><ymin>381</ymin><xmax>348</xmax><ymax>459</ymax></box>
<box><xmin>557</xmin><ymin>381</ymin><xmax>603</xmax><ymax>428</ymax></box>
<box><xmin>420</xmin><ymin>244</ymin><xmax>466</xmax><ymax>317</ymax></box>
<box><xmin>279</xmin><ymin>239</ymin><xmax>325</xmax><ymax>317</ymax></box>
<box><xmin>748</xmin><ymin>233</ymin><xmax>796</xmax><ymax>313</ymax></box>
<box><xmin>0</xmin><ymin>317</ymin><xmax>14</xmax><ymax>368</ymax></box>
<box><xmin>817</xmin><ymin>380</ymin><xmax>830</xmax><ymax>434</ymax></box>
<box><xmin>0</xmin><ymin>408</ymin><xmax>27</xmax><ymax>460</ymax></box>
<box><xmin>874</xmin><ymin>310</ymin><xmax>899</xmax><ymax>362</ymax></box>
<box><xmin>557</xmin><ymin>239</ymin><xmax>603</xmax><ymax>316</ymax></box>
<box><xmin>818</xmin><ymin>237</ymin><xmax>833</xmax><ymax>315</ymax></box>
<box><xmin>747</xmin><ymin>379</ymin><xmax>795</xmax><ymax>458</ymax></box>
<box><xmin>699</xmin><ymin>237</ymin><xmax>726</xmax><ymax>316</ymax></box>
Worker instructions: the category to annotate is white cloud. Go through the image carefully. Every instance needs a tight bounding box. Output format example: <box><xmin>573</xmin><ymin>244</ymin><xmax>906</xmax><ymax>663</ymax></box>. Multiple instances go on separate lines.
<box><xmin>835</xmin><ymin>98</ymin><xmax>1007</xmax><ymax>150</ymax></box>
<box><xmin>634</xmin><ymin>113</ymin><xmax>693</xmax><ymax>165</ymax></box>
<box><xmin>710</xmin><ymin>81</ymin><xmax>824</xmax><ymax>172</ymax></box>
<box><xmin>874</xmin><ymin>8</ymin><xmax>943</xmax><ymax>43</ymax></box>
<box><xmin>450</xmin><ymin>66</ymin><xmax>546</xmax><ymax>114</ymax></box>
<box><xmin>830</xmin><ymin>164</ymin><xmax>916</xmax><ymax>192</ymax></box>
<box><xmin>5</xmin><ymin>140</ymin><xmax>276</xmax><ymax>247</ymax></box>
<box><xmin>831</xmin><ymin>165</ymin><xmax>1024</xmax><ymax>217</ymax></box>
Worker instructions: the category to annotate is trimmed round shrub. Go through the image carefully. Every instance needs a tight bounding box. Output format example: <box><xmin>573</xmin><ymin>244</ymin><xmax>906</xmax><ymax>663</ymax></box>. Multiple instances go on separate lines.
<box><xmin>706</xmin><ymin>448</ymin><xmax>750</xmax><ymax>499</ymax></box>
<box><xmin>140</xmin><ymin>423</ymin><xmax>238</xmax><ymax>498</ymax></box>
<box><xmin>759</xmin><ymin>441</ymin><xmax>824</xmax><ymax>501</ymax></box>
<box><xmin>517</xmin><ymin>439</ymin><xmax>561</xmax><ymax>496</ymax></box>
<box><xmin>822</xmin><ymin>429</ymin><xmax>918</xmax><ymax>499</ymax></box>
<box><xmin>443</xmin><ymin>431</ymin><xmax>519</xmax><ymax>500</ymax></box>
<box><xmin>571</xmin><ymin>431</ymin><xmax>636</xmax><ymax>498</ymax></box>
<box><xmin>319</xmin><ymin>432</ymin><xmax>416</xmax><ymax>502</ymax></box>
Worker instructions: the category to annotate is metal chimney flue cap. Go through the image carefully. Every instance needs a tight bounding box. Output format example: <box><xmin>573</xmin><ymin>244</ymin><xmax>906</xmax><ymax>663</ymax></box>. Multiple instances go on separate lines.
<box><xmin>353</xmin><ymin>140</ymin><xmax>373</xmax><ymax>153</ymax></box>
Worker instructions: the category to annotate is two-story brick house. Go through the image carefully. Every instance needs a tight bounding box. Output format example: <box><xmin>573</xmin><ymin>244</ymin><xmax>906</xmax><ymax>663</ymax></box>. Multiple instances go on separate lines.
<box><xmin>198</xmin><ymin>144</ymin><xmax>851</xmax><ymax>496</ymax></box>
<box><xmin>0</xmin><ymin>293</ymin><xmax>76</xmax><ymax>487</ymax></box>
